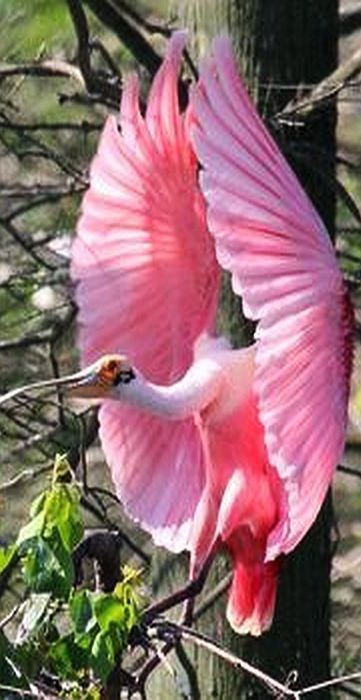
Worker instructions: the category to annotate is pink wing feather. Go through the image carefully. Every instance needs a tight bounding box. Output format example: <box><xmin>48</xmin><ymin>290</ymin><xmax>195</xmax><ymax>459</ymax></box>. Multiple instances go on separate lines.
<box><xmin>190</xmin><ymin>37</ymin><xmax>353</xmax><ymax>559</ymax></box>
<box><xmin>71</xmin><ymin>32</ymin><xmax>219</xmax><ymax>551</ymax></box>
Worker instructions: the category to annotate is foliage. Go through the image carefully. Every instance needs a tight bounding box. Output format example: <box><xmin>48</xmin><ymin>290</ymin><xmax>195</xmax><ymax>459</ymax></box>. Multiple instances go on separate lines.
<box><xmin>0</xmin><ymin>455</ymin><xmax>142</xmax><ymax>697</ymax></box>
<box><xmin>0</xmin><ymin>0</ymin><xmax>73</xmax><ymax>59</ymax></box>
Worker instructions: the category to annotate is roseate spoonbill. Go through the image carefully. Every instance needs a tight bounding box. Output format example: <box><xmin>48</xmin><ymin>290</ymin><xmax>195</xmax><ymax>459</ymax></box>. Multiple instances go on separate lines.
<box><xmin>0</xmin><ymin>32</ymin><xmax>353</xmax><ymax>635</ymax></box>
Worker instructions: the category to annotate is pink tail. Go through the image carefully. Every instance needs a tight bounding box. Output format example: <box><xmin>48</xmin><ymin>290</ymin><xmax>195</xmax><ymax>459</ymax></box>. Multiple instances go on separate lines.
<box><xmin>226</xmin><ymin>555</ymin><xmax>280</xmax><ymax>636</ymax></box>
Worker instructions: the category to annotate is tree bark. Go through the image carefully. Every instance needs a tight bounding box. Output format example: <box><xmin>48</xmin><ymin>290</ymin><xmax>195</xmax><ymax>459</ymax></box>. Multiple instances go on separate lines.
<box><xmin>161</xmin><ymin>1</ymin><xmax>339</xmax><ymax>698</ymax></box>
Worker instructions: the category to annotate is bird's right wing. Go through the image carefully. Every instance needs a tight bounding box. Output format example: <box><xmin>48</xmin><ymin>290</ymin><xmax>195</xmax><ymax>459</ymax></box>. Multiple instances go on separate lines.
<box><xmin>71</xmin><ymin>32</ymin><xmax>219</xmax><ymax>552</ymax></box>
<box><xmin>190</xmin><ymin>37</ymin><xmax>353</xmax><ymax>560</ymax></box>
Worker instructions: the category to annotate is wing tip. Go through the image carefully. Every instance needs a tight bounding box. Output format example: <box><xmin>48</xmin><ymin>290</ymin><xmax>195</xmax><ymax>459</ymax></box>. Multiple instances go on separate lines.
<box><xmin>212</xmin><ymin>33</ymin><xmax>234</xmax><ymax>60</ymax></box>
<box><xmin>166</xmin><ymin>29</ymin><xmax>188</xmax><ymax>65</ymax></box>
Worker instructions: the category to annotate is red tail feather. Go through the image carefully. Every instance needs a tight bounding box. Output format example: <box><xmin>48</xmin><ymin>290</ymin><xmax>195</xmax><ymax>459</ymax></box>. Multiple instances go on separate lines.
<box><xmin>227</xmin><ymin>546</ymin><xmax>280</xmax><ymax>635</ymax></box>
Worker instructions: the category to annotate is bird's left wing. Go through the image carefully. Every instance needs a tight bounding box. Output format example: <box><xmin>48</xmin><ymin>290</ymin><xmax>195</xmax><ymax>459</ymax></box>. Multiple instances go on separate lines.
<box><xmin>71</xmin><ymin>32</ymin><xmax>219</xmax><ymax>551</ymax></box>
<box><xmin>190</xmin><ymin>37</ymin><xmax>353</xmax><ymax>559</ymax></box>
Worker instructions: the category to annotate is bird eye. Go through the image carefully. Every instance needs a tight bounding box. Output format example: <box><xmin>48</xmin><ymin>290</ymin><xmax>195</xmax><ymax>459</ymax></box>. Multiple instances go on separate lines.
<box><xmin>114</xmin><ymin>367</ymin><xmax>136</xmax><ymax>385</ymax></box>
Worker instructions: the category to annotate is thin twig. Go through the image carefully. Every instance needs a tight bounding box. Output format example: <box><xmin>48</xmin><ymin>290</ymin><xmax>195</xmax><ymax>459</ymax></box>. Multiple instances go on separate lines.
<box><xmin>83</xmin><ymin>0</ymin><xmax>162</xmax><ymax>76</ymax></box>
<box><xmin>155</xmin><ymin>622</ymin><xmax>361</xmax><ymax>699</ymax></box>
<box><xmin>0</xmin><ymin>118</ymin><xmax>101</xmax><ymax>132</ymax></box>
<box><xmin>108</xmin><ymin>0</ymin><xmax>172</xmax><ymax>37</ymax></box>
<box><xmin>194</xmin><ymin>572</ymin><xmax>232</xmax><ymax>620</ymax></box>
<box><xmin>143</xmin><ymin>550</ymin><xmax>216</xmax><ymax>625</ymax></box>
<box><xmin>340</xmin><ymin>4</ymin><xmax>361</xmax><ymax>37</ymax></box>
<box><xmin>156</xmin><ymin>622</ymin><xmax>297</xmax><ymax>698</ymax></box>
<box><xmin>0</xmin><ymin>469</ymin><xmax>37</xmax><ymax>492</ymax></box>
<box><xmin>1</xmin><ymin>220</ymin><xmax>55</xmax><ymax>270</ymax></box>
<box><xmin>49</xmin><ymin>342</ymin><xmax>66</xmax><ymax>429</ymax></box>
<box><xmin>277</xmin><ymin>45</ymin><xmax>361</xmax><ymax>120</ymax></box>
<box><xmin>0</xmin><ymin>603</ymin><xmax>20</xmax><ymax>630</ymax></box>
<box><xmin>338</xmin><ymin>464</ymin><xmax>361</xmax><ymax>479</ymax></box>
<box><xmin>300</xmin><ymin>672</ymin><xmax>361</xmax><ymax>696</ymax></box>
<box><xmin>0</xmin><ymin>183</ymin><xmax>83</xmax><ymax>199</ymax></box>
<box><xmin>0</xmin><ymin>330</ymin><xmax>54</xmax><ymax>351</ymax></box>
<box><xmin>0</xmin><ymin>59</ymin><xmax>84</xmax><ymax>84</ymax></box>
<box><xmin>66</xmin><ymin>0</ymin><xmax>121</xmax><ymax>104</ymax></box>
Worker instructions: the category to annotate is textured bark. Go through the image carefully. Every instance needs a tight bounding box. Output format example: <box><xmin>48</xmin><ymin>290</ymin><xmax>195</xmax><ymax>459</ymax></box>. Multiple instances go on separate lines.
<box><xmin>149</xmin><ymin>2</ymin><xmax>339</xmax><ymax>697</ymax></box>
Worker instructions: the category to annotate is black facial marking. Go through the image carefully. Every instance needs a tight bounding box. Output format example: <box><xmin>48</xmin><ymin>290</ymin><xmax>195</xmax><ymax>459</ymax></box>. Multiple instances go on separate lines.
<box><xmin>114</xmin><ymin>367</ymin><xmax>136</xmax><ymax>385</ymax></box>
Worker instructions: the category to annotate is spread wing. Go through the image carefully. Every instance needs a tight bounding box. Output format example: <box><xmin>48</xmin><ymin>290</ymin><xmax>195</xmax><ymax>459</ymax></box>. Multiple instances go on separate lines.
<box><xmin>71</xmin><ymin>32</ymin><xmax>219</xmax><ymax>551</ymax></box>
<box><xmin>190</xmin><ymin>37</ymin><xmax>353</xmax><ymax>559</ymax></box>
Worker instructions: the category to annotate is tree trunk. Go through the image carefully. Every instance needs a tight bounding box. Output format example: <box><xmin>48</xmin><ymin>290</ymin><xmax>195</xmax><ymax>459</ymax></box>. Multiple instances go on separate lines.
<box><xmin>158</xmin><ymin>1</ymin><xmax>338</xmax><ymax>698</ymax></box>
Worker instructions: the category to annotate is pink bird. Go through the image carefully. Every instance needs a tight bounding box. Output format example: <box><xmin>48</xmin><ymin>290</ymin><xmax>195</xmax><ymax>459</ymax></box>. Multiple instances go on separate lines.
<box><xmin>54</xmin><ymin>33</ymin><xmax>354</xmax><ymax>634</ymax></box>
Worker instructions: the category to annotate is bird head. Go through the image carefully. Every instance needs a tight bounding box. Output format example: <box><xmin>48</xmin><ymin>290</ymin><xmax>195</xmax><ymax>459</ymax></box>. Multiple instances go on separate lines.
<box><xmin>0</xmin><ymin>354</ymin><xmax>136</xmax><ymax>406</ymax></box>
<box><xmin>67</xmin><ymin>354</ymin><xmax>136</xmax><ymax>400</ymax></box>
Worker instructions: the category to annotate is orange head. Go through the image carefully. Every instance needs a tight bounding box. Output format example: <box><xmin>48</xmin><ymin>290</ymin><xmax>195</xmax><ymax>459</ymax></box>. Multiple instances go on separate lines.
<box><xmin>67</xmin><ymin>354</ymin><xmax>136</xmax><ymax>399</ymax></box>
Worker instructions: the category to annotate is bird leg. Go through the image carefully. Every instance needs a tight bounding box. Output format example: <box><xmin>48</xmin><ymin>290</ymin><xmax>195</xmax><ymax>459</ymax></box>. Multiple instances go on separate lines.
<box><xmin>143</xmin><ymin>547</ymin><xmax>216</xmax><ymax>626</ymax></box>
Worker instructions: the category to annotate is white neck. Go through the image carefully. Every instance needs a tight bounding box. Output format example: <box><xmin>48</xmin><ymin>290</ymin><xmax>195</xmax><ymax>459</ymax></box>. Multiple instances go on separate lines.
<box><xmin>115</xmin><ymin>357</ymin><xmax>224</xmax><ymax>420</ymax></box>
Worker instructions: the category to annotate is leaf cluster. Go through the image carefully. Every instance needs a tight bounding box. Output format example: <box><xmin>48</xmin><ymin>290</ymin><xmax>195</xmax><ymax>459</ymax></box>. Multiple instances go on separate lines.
<box><xmin>0</xmin><ymin>455</ymin><xmax>142</xmax><ymax>697</ymax></box>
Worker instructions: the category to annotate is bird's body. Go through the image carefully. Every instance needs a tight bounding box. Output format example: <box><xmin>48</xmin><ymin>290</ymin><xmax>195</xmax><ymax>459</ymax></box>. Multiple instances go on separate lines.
<box><xmin>70</xmin><ymin>31</ymin><xmax>353</xmax><ymax>633</ymax></box>
<box><xmin>2</xmin><ymin>31</ymin><xmax>352</xmax><ymax>636</ymax></box>
<box><xmin>76</xmin><ymin>334</ymin><xmax>281</xmax><ymax>635</ymax></box>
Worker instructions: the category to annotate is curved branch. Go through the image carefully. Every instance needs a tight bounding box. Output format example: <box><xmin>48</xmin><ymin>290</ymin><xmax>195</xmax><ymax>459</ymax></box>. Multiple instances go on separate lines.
<box><xmin>277</xmin><ymin>46</ymin><xmax>361</xmax><ymax>120</ymax></box>
<box><xmin>0</xmin><ymin>59</ymin><xmax>84</xmax><ymax>84</ymax></box>
<box><xmin>66</xmin><ymin>0</ymin><xmax>121</xmax><ymax>105</ymax></box>
<box><xmin>83</xmin><ymin>0</ymin><xmax>162</xmax><ymax>76</ymax></box>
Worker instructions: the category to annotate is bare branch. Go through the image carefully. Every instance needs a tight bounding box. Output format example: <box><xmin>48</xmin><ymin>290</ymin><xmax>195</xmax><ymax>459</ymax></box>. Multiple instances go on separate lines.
<box><xmin>1</xmin><ymin>220</ymin><xmax>55</xmax><ymax>270</ymax></box>
<box><xmin>0</xmin><ymin>304</ymin><xmax>75</xmax><ymax>351</ymax></box>
<box><xmin>299</xmin><ymin>672</ymin><xmax>361</xmax><ymax>696</ymax></box>
<box><xmin>194</xmin><ymin>572</ymin><xmax>232</xmax><ymax>620</ymax></box>
<box><xmin>0</xmin><ymin>59</ymin><xmax>84</xmax><ymax>84</ymax></box>
<box><xmin>83</xmin><ymin>0</ymin><xmax>162</xmax><ymax>76</ymax></box>
<box><xmin>0</xmin><ymin>469</ymin><xmax>33</xmax><ymax>491</ymax></box>
<box><xmin>109</xmin><ymin>0</ymin><xmax>172</xmax><ymax>37</ymax></box>
<box><xmin>153</xmin><ymin>622</ymin><xmax>297</xmax><ymax>698</ymax></box>
<box><xmin>340</xmin><ymin>4</ymin><xmax>361</xmax><ymax>37</ymax></box>
<box><xmin>0</xmin><ymin>183</ymin><xmax>84</xmax><ymax>200</ymax></box>
<box><xmin>152</xmin><ymin>622</ymin><xmax>361</xmax><ymax>699</ymax></box>
<box><xmin>66</xmin><ymin>0</ymin><xmax>121</xmax><ymax>105</ymax></box>
<box><xmin>58</xmin><ymin>90</ymin><xmax>117</xmax><ymax>109</ymax></box>
<box><xmin>338</xmin><ymin>464</ymin><xmax>361</xmax><ymax>479</ymax></box>
<box><xmin>0</xmin><ymin>119</ymin><xmax>101</xmax><ymax>132</ymax></box>
<box><xmin>277</xmin><ymin>46</ymin><xmax>361</xmax><ymax>120</ymax></box>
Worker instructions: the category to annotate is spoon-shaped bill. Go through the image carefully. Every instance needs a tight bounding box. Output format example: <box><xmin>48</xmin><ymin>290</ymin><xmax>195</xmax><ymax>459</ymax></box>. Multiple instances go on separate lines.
<box><xmin>0</xmin><ymin>364</ymin><xmax>100</xmax><ymax>407</ymax></box>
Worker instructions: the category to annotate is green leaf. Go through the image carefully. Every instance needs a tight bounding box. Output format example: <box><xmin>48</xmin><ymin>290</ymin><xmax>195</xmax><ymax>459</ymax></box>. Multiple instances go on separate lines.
<box><xmin>17</xmin><ymin>510</ymin><xmax>45</xmax><ymax>546</ymax></box>
<box><xmin>52</xmin><ymin>453</ymin><xmax>73</xmax><ymax>483</ymax></box>
<box><xmin>0</xmin><ymin>544</ymin><xmax>16</xmax><ymax>574</ymax></box>
<box><xmin>12</xmin><ymin>641</ymin><xmax>43</xmax><ymax>680</ymax></box>
<box><xmin>16</xmin><ymin>473</ymin><xmax>83</xmax><ymax>600</ymax></box>
<box><xmin>70</xmin><ymin>590</ymin><xmax>94</xmax><ymax>635</ymax></box>
<box><xmin>92</xmin><ymin>593</ymin><xmax>128</xmax><ymax>632</ymax></box>
<box><xmin>0</xmin><ymin>630</ymin><xmax>29</xmax><ymax>690</ymax></box>
<box><xmin>49</xmin><ymin>634</ymin><xmax>89</xmax><ymax>679</ymax></box>
<box><xmin>113</xmin><ymin>566</ymin><xmax>143</xmax><ymax>631</ymax></box>
<box><xmin>114</xmin><ymin>566</ymin><xmax>143</xmax><ymax>610</ymax></box>
<box><xmin>18</xmin><ymin>461</ymin><xmax>83</xmax><ymax>555</ymax></box>
<box><xmin>73</xmin><ymin>628</ymin><xmax>98</xmax><ymax>652</ymax></box>
<box><xmin>43</xmin><ymin>484</ymin><xmax>83</xmax><ymax>551</ymax></box>
<box><xmin>30</xmin><ymin>490</ymin><xmax>47</xmax><ymax>519</ymax></box>
<box><xmin>21</xmin><ymin>531</ymin><xmax>74</xmax><ymax>598</ymax></box>
<box><xmin>91</xmin><ymin>629</ymin><xmax>118</xmax><ymax>683</ymax></box>
<box><xmin>18</xmin><ymin>593</ymin><xmax>52</xmax><ymax>642</ymax></box>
